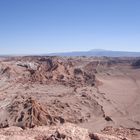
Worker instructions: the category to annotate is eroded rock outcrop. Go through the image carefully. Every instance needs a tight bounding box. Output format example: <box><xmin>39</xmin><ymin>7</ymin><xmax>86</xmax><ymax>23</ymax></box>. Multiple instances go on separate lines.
<box><xmin>132</xmin><ymin>59</ymin><xmax>140</xmax><ymax>68</ymax></box>
<box><xmin>0</xmin><ymin>57</ymin><xmax>97</xmax><ymax>87</ymax></box>
<box><xmin>0</xmin><ymin>96</ymin><xmax>64</xmax><ymax>129</ymax></box>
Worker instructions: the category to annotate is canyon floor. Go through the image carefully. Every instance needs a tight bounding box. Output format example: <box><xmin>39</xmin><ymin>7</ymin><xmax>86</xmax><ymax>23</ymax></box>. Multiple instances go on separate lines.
<box><xmin>0</xmin><ymin>56</ymin><xmax>140</xmax><ymax>140</ymax></box>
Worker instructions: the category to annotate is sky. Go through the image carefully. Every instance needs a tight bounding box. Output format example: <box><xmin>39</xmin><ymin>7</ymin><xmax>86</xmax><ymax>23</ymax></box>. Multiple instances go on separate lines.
<box><xmin>0</xmin><ymin>0</ymin><xmax>140</xmax><ymax>54</ymax></box>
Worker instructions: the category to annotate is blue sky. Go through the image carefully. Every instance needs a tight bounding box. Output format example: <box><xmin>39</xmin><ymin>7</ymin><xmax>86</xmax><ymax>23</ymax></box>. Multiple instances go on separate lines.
<box><xmin>0</xmin><ymin>0</ymin><xmax>140</xmax><ymax>54</ymax></box>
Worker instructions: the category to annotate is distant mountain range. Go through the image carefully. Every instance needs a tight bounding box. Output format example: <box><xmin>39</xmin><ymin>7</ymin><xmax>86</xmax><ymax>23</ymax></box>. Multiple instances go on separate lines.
<box><xmin>48</xmin><ymin>49</ymin><xmax>140</xmax><ymax>57</ymax></box>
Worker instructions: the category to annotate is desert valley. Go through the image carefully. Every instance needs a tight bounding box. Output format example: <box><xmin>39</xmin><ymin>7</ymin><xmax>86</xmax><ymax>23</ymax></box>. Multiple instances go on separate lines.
<box><xmin>0</xmin><ymin>56</ymin><xmax>139</xmax><ymax>140</ymax></box>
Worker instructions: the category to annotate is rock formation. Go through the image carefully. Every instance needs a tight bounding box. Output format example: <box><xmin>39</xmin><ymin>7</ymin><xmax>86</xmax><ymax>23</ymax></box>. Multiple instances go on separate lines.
<box><xmin>0</xmin><ymin>96</ymin><xmax>64</xmax><ymax>129</ymax></box>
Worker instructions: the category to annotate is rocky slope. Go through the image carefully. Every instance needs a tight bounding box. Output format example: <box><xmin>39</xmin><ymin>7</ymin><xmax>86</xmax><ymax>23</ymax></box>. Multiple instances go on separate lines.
<box><xmin>0</xmin><ymin>123</ymin><xmax>137</xmax><ymax>140</ymax></box>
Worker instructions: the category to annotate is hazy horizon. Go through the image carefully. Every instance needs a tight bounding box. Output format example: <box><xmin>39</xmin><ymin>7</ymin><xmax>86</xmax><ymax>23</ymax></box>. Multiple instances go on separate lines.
<box><xmin>1</xmin><ymin>49</ymin><xmax>140</xmax><ymax>56</ymax></box>
<box><xmin>0</xmin><ymin>0</ymin><xmax>140</xmax><ymax>54</ymax></box>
